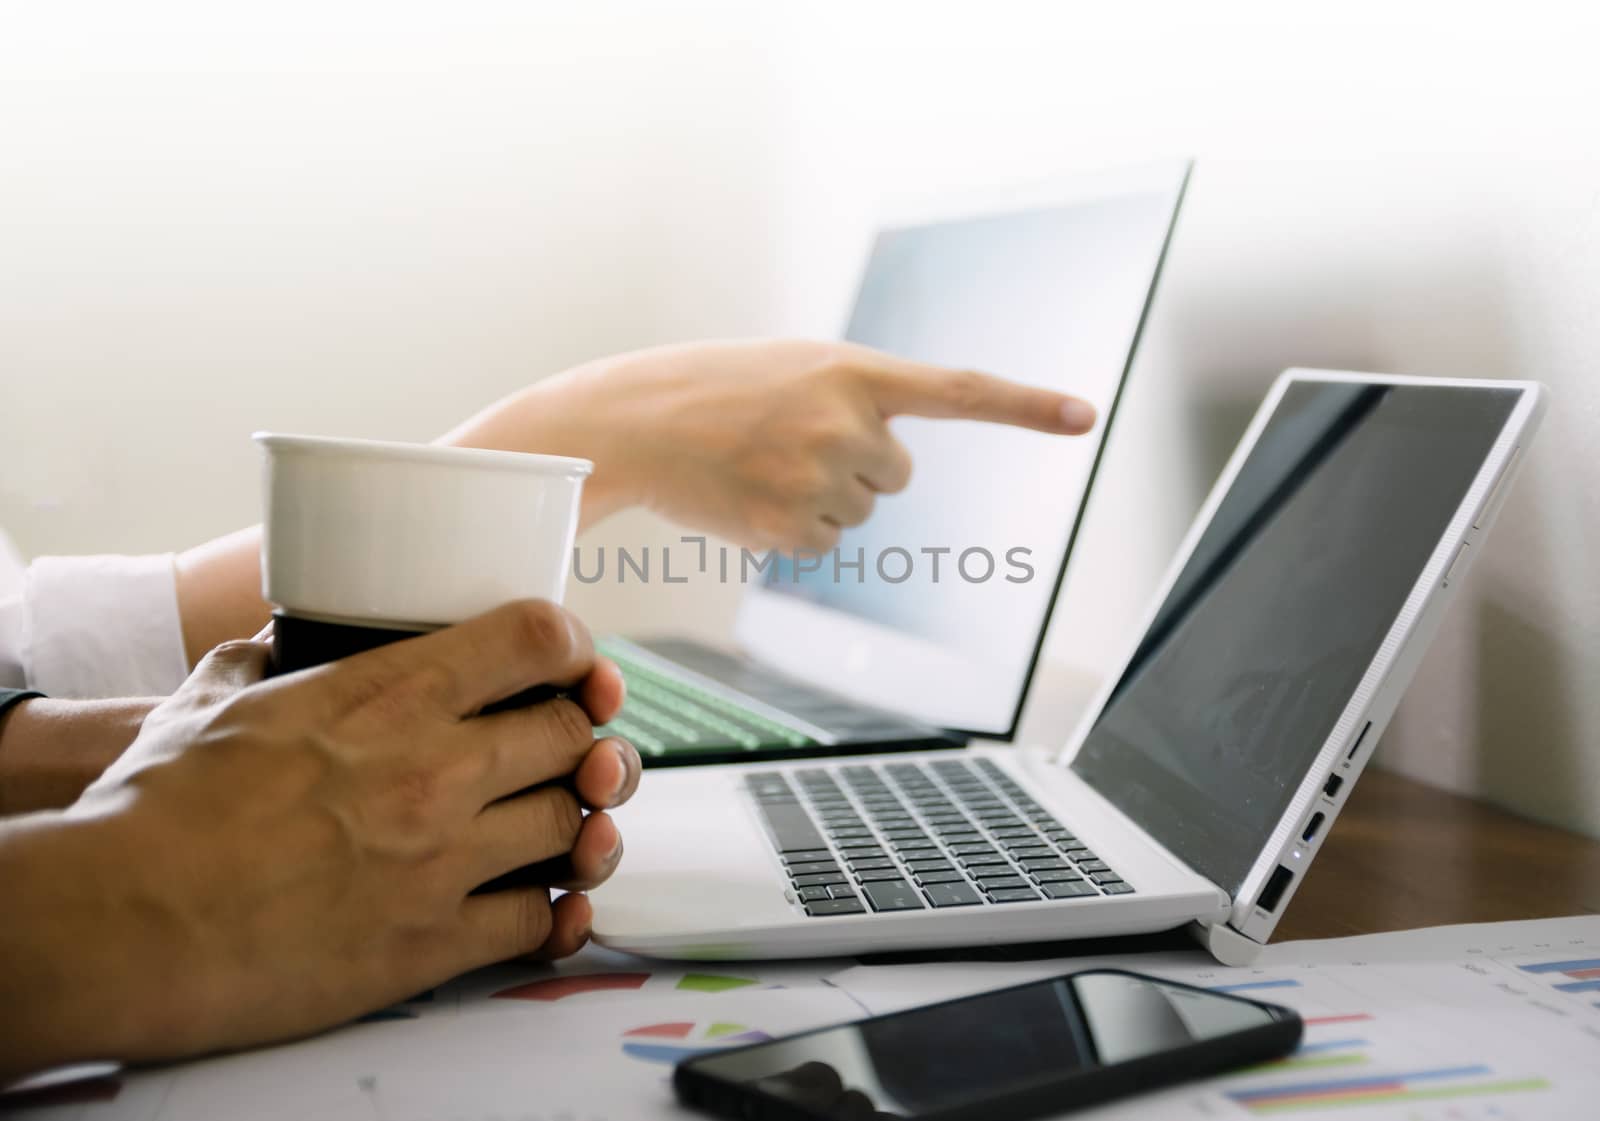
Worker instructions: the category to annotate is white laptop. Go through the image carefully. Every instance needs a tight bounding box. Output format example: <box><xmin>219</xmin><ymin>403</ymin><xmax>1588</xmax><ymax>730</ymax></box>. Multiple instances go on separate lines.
<box><xmin>593</xmin><ymin>371</ymin><xmax>1546</xmax><ymax>964</ymax></box>
<box><xmin>595</xmin><ymin>159</ymin><xmax>1193</xmax><ymax>766</ymax></box>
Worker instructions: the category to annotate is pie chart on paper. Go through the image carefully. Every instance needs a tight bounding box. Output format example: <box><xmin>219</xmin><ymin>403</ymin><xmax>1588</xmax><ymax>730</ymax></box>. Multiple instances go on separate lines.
<box><xmin>620</xmin><ymin>1020</ymin><xmax>774</xmax><ymax>1065</ymax></box>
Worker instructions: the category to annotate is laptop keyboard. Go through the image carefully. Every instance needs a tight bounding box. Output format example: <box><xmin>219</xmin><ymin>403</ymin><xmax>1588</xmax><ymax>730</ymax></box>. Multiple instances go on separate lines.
<box><xmin>746</xmin><ymin>757</ymin><xmax>1133</xmax><ymax>916</ymax></box>
<box><xmin>594</xmin><ymin>641</ymin><xmax>818</xmax><ymax>757</ymax></box>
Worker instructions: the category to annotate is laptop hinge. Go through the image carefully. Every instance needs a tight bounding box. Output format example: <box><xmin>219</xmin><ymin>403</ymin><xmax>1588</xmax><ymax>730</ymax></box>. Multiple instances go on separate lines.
<box><xmin>1191</xmin><ymin>920</ymin><xmax>1264</xmax><ymax>967</ymax></box>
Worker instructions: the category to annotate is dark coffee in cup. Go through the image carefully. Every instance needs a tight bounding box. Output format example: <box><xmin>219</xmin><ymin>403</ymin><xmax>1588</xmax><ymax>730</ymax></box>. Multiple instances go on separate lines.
<box><xmin>268</xmin><ymin>611</ymin><xmax>423</xmax><ymax>675</ymax></box>
<box><xmin>268</xmin><ymin>611</ymin><xmax>562</xmax><ymax>712</ymax></box>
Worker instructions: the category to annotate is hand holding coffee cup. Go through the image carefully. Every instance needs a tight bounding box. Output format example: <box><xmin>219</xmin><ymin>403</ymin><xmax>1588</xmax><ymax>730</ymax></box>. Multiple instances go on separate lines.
<box><xmin>255</xmin><ymin>434</ymin><xmax>636</xmax><ymax>893</ymax></box>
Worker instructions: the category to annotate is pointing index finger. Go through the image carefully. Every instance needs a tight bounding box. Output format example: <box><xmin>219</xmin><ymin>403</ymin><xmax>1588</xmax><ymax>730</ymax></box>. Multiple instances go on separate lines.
<box><xmin>862</xmin><ymin>359</ymin><xmax>1097</xmax><ymax>435</ymax></box>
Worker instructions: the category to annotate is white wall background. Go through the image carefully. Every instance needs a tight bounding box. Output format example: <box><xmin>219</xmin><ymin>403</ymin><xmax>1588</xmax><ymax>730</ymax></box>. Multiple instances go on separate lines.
<box><xmin>2</xmin><ymin>2</ymin><xmax>1597</xmax><ymax>837</ymax></box>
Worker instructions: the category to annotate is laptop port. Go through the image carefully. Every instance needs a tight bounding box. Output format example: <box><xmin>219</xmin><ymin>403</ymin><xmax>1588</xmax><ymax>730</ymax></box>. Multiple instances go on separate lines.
<box><xmin>1323</xmin><ymin>773</ymin><xmax>1344</xmax><ymax>798</ymax></box>
<box><xmin>1345</xmin><ymin>721</ymin><xmax>1372</xmax><ymax>762</ymax></box>
<box><xmin>1258</xmin><ymin>865</ymin><xmax>1294</xmax><ymax>914</ymax></box>
<box><xmin>1301</xmin><ymin>812</ymin><xmax>1325</xmax><ymax>843</ymax></box>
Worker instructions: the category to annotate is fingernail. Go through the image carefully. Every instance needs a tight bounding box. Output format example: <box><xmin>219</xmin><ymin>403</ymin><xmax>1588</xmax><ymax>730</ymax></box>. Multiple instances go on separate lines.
<box><xmin>1060</xmin><ymin>398</ymin><xmax>1097</xmax><ymax>431</ymax></box>
<box><xmin>608</xmin><ymin>740</ymin><xmax>640</xmax><ymax>806</ymax></box>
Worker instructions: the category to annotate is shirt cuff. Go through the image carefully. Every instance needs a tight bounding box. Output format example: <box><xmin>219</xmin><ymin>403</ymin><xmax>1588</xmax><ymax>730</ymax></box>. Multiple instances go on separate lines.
<box><xmin>23</xmin><ymin>554</ymin><xmax>190</xmax><ymax>699</ymax></box>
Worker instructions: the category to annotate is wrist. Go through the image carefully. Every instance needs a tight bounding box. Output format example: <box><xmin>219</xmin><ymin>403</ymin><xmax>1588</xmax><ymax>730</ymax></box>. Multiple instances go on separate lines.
<box><xmin>0</xmin><ymin>810</ymin><xmax>160</xmax><ymax>1081</ymax></box>
<box><xmin>0</xmin><ymin>698</ymin><xmax>157</xmax><ymax>815</ymax></box>
<box><xmin>439</xmin><ymin>358</ymin><xmax>648</xmax><ymax>527</ymax></box>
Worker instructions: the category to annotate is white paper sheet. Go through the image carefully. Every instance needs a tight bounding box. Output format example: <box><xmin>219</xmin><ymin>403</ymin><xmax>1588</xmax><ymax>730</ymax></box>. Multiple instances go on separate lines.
<box><xmin>8</xmin><ymin>917</ymin><xmax>1599</xmax><ymax>1121</ymax></box>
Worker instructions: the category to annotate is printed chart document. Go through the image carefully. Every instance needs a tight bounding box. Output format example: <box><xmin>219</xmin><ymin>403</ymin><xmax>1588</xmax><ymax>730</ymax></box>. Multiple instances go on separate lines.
<box><xmin>6</xmin><ymin>917</ymin><xmax>1597</xmax><ymax>1121</ymax></box>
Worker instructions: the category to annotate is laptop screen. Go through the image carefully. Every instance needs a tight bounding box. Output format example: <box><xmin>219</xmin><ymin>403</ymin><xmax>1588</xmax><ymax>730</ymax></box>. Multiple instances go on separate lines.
<box><xmin>1071</xmin><ymin>379</ymin><xmax>1520</xmax><ymax>895</ymax></box>
<box><xmin>749</xmin><ymin>171</ymin><xmax>1186</xmax><ymax>736</ymax></box>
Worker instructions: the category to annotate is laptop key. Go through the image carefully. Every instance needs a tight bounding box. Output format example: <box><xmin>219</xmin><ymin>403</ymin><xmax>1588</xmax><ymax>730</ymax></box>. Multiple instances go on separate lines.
<box><xmin>914</xmin><ymin>869</ymin><xmax>965</xmax><ymax>885</ymax></box>
<box><xmin>1101</xmin><ymin>882</ymin><xmax>1135</xmax><ymax>895</ymax></box>
<box><xmin>861</xmin><ymin>880</ymin><xmax>926</xmax><ymax>912</ymax></box>
<box><xmin>804</xmin><ymin>897</ymin><xmax>866</xmax><ymax>916</ymax></box>
<box><xmin>1006</xmin><ymin>845</ymin><xmax>1055</xmax><ymax>859</ymax></box>
<box><xmin>905</xmin><ymin>858</ymin><xmax>958</xmax><ymax>875</ymax></box>
<box><xmin>784</xmin><ymin>861</ymin><xmax>839</xmax><ymax>877</ymax></box>
<box><xmin>1019</xmin><ymin>858</ymin><xmax>1072</xmax><ymax>873</ymax></box>
<box><xmin>846</xmin><ymin>857</ymin><xmax>896</xmax><ymax>871</ymax></box>
<box><xmin>796</xmin><ymin>885</ymin><xmax>832</xmax><ymax>902</ymax></box>
<box><xmin>950</xmin><ymin>842</ymin><xmax>1001</xmax><ymax>857</ymax></box>
<box><xmin>960</xmin><ymin>855</ymin><xmax>1012</xmax><ymax>871</ymax></box>
<box><xmin>1042</xmin><ymin>881</ymin><xmax>1098</xmax><ymax>900</ymax></box>
<box><xmin>1087</xmin><ymin>871</ymin><xmax>1125</xmax><ymax>885</ymax></box>
<box><xmin>976</xmin><ymin>875</ymin><xmax>1028</xmax><ymax>891</ymax></box>
<box><xmin>1077</xmin><ymin>860</ymin><xmax>1110</xmax><ymax>873</ymax></box>
<box><xmin>922</xmin><ymin>882</ymin><xmax>983</xmax><ymax>908</ymax></box>
<box><xmin>793</xmin><ymin>872</ymin><xmax>849</xmax><ymax>887</ymax></box>
<box><xmin>987</xmin><ymin>887</ymin><xmax>1041</xmax><ymax>903</ymax></box>
<box><xmin>856</xmin><ymin>868</ymin><xmax>910</xmax><ymax>883</ymax></box>
<box><xmin>1031</xmin><ymin>868</ymin><xmax>1085</xmax><ymax>883</ymax></box>
<box><xmin>781</xmin><ymin>850</ymin><xmax>834</xmax><ymax>866</ymax></box>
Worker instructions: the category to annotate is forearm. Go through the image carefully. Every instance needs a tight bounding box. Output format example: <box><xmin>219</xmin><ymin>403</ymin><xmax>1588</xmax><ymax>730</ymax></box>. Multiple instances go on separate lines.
<box><xmin>436</xmin><ymin>361</ymin><xmax>643</xmax><ymax>528</ymax></box>
<box><xmin>0</xmin><ymin>698</ymin><xmax>157</xmax><ymax>814</ymax></box>
<box><xmin>0</xmin><ymin>812</ymin><xmax>147</xmax><ymax>1084</ymax></box>
<box><xmin>173</xmin><ymin>526</ymin><xmax>271</xmax><ymax>668</ymax></box>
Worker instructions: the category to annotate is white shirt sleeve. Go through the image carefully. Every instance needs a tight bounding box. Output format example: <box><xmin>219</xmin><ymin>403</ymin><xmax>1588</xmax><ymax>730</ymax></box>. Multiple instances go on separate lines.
<box><xmin>0</xmin><ymin>554</ymin><xmax>190</xmax><ymax>699</ymax></box>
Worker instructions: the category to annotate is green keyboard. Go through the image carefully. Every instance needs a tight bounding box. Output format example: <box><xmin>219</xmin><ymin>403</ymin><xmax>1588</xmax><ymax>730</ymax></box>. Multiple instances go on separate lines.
<box><xmin>594</xmin><ymin>639</ymin><xmax>817</xmax><ymax>758</ymax></box>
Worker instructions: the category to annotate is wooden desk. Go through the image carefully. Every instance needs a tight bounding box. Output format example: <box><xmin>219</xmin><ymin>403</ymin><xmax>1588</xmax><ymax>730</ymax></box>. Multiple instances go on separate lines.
<box><xmin>1277</xmin><ymin>767</ymin><xmax>1600</xmax><ymax>940</ymax></box>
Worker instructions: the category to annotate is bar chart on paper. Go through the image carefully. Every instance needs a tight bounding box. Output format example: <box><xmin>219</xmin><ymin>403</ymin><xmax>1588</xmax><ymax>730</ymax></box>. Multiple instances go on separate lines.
<box><xmin>1508</xmin><ymin>954</ymin><xmax>1600</xmax><ymax>1004</ymax></box>
<box><xmin>1121</xmin><ymin>938</ymin><xmax>1600</xmax><ymax>1120</ymax></box>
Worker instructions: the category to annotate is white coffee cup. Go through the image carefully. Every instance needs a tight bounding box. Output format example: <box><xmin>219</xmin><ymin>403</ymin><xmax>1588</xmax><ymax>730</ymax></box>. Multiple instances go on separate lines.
<box><xmin>255</xmin><ymin>433</ymin><xmax>592</xmax><ymax>636</ymax></box>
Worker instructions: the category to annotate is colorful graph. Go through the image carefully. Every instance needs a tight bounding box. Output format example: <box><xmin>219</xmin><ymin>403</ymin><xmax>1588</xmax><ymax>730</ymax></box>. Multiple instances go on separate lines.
<box><xmin>676</xmin><ymin>972</ymin><xmax>760</xmax><ymax>993</ymax></box>
<box><xmin>1211</xmin><ymin>978</ymin><xmax>1304</xmax><ymax>994</ymax></box>
<box><xmin>1254</xmin><ymin>1038</ymin><xmax>1371</xmax><ymax>1073</ymax></box>
<box><xmin>1303</xmin><ymin>1014</ymin><xmax>1374</xmax><ymax>1027</ymax></box>
<box><xmin>1517</xmin><ymin>956</ymin><xmax>1600</xmax><ymax>994</ymax></box>
<box><xmin>621</xmin><ymin>1020</ymin><xmax>773</xmax><ymax>1065</ymax></box>
<box><xmin>1228</xmin><ymin>1064</ymin><xmax>1550</xmax><ymax>1113</ymax></box>
<box><xmin>492</xmin><ymin>972</ymin><xmax>651</xmax><ymax>1002</ymax></box>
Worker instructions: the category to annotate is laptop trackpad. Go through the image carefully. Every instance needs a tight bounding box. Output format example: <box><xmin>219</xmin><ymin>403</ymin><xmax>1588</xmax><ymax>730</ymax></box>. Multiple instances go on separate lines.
<box><xmin>594</xmin><ymin>775</ymin><xmax>795</xmax><ymax>939</ymax></box>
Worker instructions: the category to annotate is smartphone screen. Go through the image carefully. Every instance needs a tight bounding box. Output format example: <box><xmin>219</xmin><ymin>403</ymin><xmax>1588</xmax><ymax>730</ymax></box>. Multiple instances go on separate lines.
<box><xmin>678</xmin><ymin>970</ymin><xmax>1298</xmax><ymax>1120</ymax></box>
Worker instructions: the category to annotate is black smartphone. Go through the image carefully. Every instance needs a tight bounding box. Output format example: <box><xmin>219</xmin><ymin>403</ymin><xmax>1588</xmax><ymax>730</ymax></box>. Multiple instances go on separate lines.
<box><xmin>674</xmin><ymin>968</ymin><xmax>1302</xmax><ymax>1121</ymax></box>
